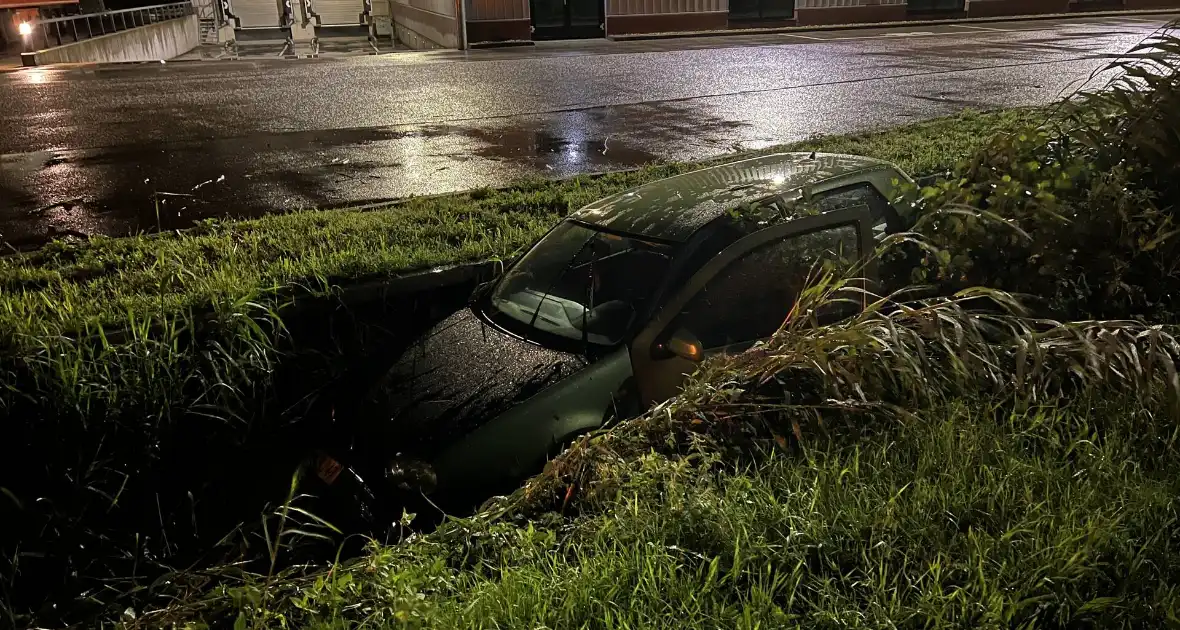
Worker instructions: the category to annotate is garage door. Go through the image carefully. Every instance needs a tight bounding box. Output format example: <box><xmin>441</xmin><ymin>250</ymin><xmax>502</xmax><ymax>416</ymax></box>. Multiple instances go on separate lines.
<box><xmin>232</xmin><ymin>0</ymin><xmax>283</xmax><ymax>27</ymax></box>
<box><xmin>311</xmin><ymin>0</ymin><xmax>363</xmax><ymax>25</ymax></box>
<box><xmin>907</xmin><ymin>0</ymin><xmax>963</xmax><ymax>11</ymax></box>
<box><xmin>728</xmin><ymin>0</ymin><xmax>793</xmax><ymax>22</ymax></box>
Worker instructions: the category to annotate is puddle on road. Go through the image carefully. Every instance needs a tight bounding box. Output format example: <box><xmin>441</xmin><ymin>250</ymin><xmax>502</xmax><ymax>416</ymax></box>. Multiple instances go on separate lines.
<box><xmin>0</xmin><ymin>126</ymin><xmax>654</xmax><ymax>251</ymax></box>
<box><xmin>433</xmin><ymin>124</ymin><xmax>659</xmax><ymax>171</ymax></box>
<box><xmin>0</xmin><ymin>102</ymin><xmax>749</xmax><ymax>249</ymax></box>
<box><xmin>906</xmin><ymin>91</ymin><xmax>991</xmax><ymax>109</ymax></box>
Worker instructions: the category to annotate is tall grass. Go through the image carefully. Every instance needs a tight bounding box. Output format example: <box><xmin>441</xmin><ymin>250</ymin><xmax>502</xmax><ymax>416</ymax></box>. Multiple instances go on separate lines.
<box><xmin>519</xmin><ymin>268</ymin><xmax>1180</xmax><ymax>517</ymax></box>
<box><xmin>891</xmin><ymin>22</ymin><xmax>1180</xmax><ymax>322</ymax></box>
<box><xmin>120</xmin><ymin>288</ymin><xmax>1180</xmax><ymax>627</ymax></box>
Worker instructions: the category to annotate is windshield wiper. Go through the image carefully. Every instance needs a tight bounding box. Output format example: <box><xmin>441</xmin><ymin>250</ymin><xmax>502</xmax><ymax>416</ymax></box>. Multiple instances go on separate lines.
<box><xmin>581</xmin><ymin>244</ymin><xmax>597</xmax><ymax>358</ymax></box>
<box><xmin>525</xmin><ymin>234</ymin><xmax>595</xmax><ymax>343</ymax></box>
<box><xmin>571</xmin><ymin>246</ymin><xmax>632</xmax><ymax>272</ymax></box>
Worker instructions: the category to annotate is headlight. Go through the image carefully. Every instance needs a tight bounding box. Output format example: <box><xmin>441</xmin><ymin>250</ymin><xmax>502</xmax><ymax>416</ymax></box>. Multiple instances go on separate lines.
<box><xmin>18</xmin><ymin>22</ymin><xmax>33</xmax><ymax>36</ymax></box>
<box><xmin>386</xmin><ymin>457</ymin><xmax>437</xmax><ymax>494</ymax></box>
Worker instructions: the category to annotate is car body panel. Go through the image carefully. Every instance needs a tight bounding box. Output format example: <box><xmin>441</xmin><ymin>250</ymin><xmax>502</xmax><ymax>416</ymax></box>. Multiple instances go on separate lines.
<box><xmin>571</xmin><ymin>153</ymin><xmax>901</xmax><ymax>242</ymax></box>
<box><xmin>360</xmin><ymin>308</ymin><xmax>589</xmax><ymax>460</ymax></box>
<box><xmin>804</xmin><ymin>163</ymin><xmax>913</xmax><ymax>200</ymax></box>
<box><xmin>430</xmin><ymin>346</ymin><xmax>633</xmax><ymax>497</ymax></box>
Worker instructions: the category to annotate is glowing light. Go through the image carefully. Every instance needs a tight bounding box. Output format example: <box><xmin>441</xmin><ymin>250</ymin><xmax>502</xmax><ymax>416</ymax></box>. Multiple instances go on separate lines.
<box><xmin>18</xmin><ymin>22</ymin><xmax>33</xmax><ymax>36</ymax></box>
<box><xmin>771</xmin><ymin>174</ymin><xmax>786</xmax><ymax>185</ymax></box>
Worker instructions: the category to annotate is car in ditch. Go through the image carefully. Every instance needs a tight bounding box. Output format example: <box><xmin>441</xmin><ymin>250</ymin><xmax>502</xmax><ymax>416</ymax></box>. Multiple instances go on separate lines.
<box><xmin>308</xmin><ymin>152</ymin><xmax>915</xmax><ymax>525</ymax></box>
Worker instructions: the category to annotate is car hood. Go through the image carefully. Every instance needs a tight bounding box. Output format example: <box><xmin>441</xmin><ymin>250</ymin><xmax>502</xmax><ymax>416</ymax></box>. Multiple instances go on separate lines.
<box><xmin>359</xmin><ymin>307</ymin><xmax>589</xmax><ymax>459</ymax></box>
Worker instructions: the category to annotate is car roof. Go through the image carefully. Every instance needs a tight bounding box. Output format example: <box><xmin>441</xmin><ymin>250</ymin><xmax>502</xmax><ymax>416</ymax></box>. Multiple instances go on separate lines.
<box><xmin>570</xmin><ymin>152</ymin><xmax>897</xmax><ymax>242</ymax></box>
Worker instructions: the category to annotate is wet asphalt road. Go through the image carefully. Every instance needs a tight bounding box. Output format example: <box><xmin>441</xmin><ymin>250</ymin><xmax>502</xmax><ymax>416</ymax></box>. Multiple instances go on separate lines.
<box><xmin>0</xmin><ymin>13</ymin><xmax>1176</xmax><ymax>247</ymax></box>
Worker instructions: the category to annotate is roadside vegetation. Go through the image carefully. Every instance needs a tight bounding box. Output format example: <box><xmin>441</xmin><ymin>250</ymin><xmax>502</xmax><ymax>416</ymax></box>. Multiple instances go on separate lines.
<box><xmin>138</xmin><ymin>308</ymin><xmax>1180</xmax><ymax>628</ymax></box>
<box><xmin>0</xmin><ymin>108</ymin><xmax>1045</xmax><ymax>625</ymax></box>
<box><xmin>4</xmin><ymin>20</ymin><xmax>1180</xmax><ymax>628</ymax></box>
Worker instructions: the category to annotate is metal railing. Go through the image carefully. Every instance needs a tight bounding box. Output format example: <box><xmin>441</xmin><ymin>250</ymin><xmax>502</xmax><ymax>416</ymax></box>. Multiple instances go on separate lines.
<box><xmin>21</xmin><ymin>3</ymin><xmax>195</xmax><ymax>51</ymax></box>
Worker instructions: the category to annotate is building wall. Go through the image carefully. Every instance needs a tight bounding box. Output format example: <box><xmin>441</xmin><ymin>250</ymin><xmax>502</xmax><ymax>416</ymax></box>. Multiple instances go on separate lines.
<box><xmin>465</xmin><ymin>0</ymin><xmax>528</xmax><ymax>43</ymax></box>
<box><xmin>456</xmin><ymin>0</ymin><xmax>1180</xmax><ymax>46</ymax></box>
<box><xmin>467</xmin><ymin>0</ymin><xmax>526</xmax><ymax>20</ymax></box>
<box><xmin>391</xmin><ymin>0</ymin><xmax>458</xmax><ymax>47</ymax></box>
<box><xmin>966</xmin><ymin>0</ymin><xmax>1068</xmax><ymax>17</ymax></box>
<box><xmin>1121</xmin><ymin>0</ymin><xmax>1180</xmax><ymax>7</ymax></box>
<box><xmin>605</xmin><ymin>0</ymin><xmax>727</xmax><ymax>35</ymax></box>
<box><xmin>795</xmin><ymin>0</ymin><xmax>906</xmax><ymax>26</ymax></box>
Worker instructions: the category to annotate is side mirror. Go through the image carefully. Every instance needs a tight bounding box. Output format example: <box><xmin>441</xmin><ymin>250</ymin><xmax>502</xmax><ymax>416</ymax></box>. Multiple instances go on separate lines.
<box><xmin>470</xmin><ymin>278</ymin><xmax>496</xmax><ymax>304</ymax></box>
<box><xmin>654</xmin><ymin>327</ymin><xmax>703</xmax><ymax>362</ymax></box>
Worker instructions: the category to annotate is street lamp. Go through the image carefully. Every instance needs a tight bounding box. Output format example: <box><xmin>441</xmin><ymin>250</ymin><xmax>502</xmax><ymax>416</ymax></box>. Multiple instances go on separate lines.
<box><xmin>17</xmin><ymin>20</ymin><xmax>37</xmax><ymax>64</ymax></box>
<box><xmin>18</xmin><ymin>21</ymin><xmax>33</xmax><ymax>52</ymax></box>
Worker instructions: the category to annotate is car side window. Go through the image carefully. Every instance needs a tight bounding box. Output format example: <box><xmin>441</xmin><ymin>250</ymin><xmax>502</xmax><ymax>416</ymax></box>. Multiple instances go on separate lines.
<box><xmin>672</xmin><ymin>224</ymin><xmax>862</xmax><ymax>350</ymax></box>
<box><xmin>812</xmin><ymin>183</ymin><xmax>907</xmax><ymax>295</ymax></box>
<box><xmin>812</xmin><ymin>182</ymin><xmax>898</xmax><ymax>233</ymax></box>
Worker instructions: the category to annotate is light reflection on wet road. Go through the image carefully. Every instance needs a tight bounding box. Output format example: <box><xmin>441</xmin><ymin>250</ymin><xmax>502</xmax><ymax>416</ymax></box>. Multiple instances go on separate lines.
<box><xmin>0</xmin><ymin>13</ymin><xmax>1175</xmax><ymax>247</ymax></box>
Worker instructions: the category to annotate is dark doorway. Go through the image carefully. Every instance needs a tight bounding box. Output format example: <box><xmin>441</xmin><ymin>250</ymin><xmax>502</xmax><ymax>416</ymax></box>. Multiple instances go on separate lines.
<box><xmin>728</xmin><ymin>0</ymin><xmax>792</xmax><ymax>22</ymax></box>
<box><xmin>907</xmin><ymin>0</ymin><xmax>965</xmax><ymax>14</ymax></box>
<box><xmin>530</xmin><ymin>0</ymin><xmax>603</xmax><ymax>39</ymax></box>
<box><xmin>1071</xmin><ymin>0</ymin><xmax>1123</xmax><ymax>10</ymax></box>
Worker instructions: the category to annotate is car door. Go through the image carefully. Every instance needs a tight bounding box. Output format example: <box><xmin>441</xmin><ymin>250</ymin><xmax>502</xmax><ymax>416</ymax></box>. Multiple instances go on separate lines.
<box><xmin>629</xmin><ymin>206</ymin><xmax>877</xmax><ymax>407</ymax></box>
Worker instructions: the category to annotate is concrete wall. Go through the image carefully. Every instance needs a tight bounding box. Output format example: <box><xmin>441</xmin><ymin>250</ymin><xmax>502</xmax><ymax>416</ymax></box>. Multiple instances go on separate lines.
<box><xmin>26</xmin><ymin>14</ymin><xmax>198</xmax><ymax>65</ymax></box>
<box><xmin>391</xmin><ymin>0</ymin><xmax>459</xmax><ymax>48</ymax></box>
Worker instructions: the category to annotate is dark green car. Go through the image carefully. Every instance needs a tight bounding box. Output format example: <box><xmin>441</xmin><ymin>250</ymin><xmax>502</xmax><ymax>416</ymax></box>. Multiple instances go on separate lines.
<box><xmin>316</xmin><ymin>152</ymin><xmax>914</xmax><ymax>519</ymax></box>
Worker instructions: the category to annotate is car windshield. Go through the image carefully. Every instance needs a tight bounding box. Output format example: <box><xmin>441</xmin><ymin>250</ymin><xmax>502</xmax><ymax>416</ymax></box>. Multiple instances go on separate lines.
<box><xmin>488</xmin><ymin>221</ymin><xmax>675</xmax><ymax>347</ymax></box>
